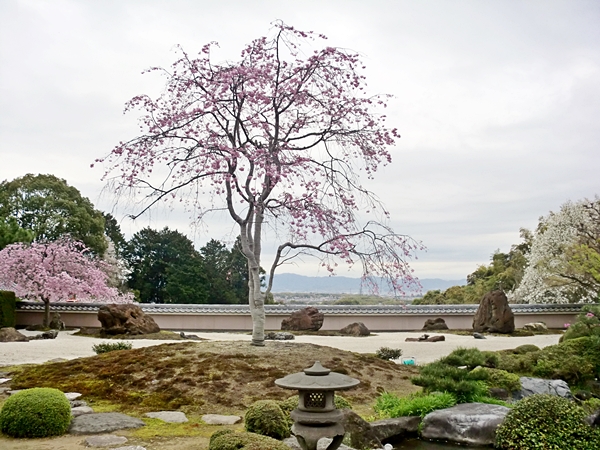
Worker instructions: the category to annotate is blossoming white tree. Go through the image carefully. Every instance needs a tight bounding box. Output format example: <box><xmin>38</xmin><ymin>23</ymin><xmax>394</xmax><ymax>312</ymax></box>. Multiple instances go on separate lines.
<box><xmin>0</xmin><ymin>239</ymin><xmax>132</xmax><ymax>326</ymax></box>
<box><xmin>511</xmin><ymin>198</ymin><xmax>599</xmax><ymax>304</ymax></box>
<box><xmin>96</xmin><ymin>23</ymin><xmax>422</xmax><ymax>345</ymax></box>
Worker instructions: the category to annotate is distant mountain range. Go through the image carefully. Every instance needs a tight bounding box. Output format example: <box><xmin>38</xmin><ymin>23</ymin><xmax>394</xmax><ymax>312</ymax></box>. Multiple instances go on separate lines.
<box><xmin>269</xmin><ymin>273</ymin><xmax>465</xmax><ymax>295</ymax></box>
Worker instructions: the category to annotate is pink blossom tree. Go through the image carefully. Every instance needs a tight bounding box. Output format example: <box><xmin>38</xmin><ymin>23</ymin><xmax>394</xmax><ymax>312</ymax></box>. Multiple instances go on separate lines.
<box><xmin>0</xmin><ymin>239</ymin><xmax>132</xmax><ymax>327</ymax></box>
<box><xmin>96</xmin><ymin>23</ymin><xmax>422</xmax><ymax>345</ymax></box>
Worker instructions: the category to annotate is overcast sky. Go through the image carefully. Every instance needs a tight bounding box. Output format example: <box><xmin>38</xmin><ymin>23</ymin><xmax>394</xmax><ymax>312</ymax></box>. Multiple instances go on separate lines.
<box><xmin>1</xmin><ymin>0</ymin><xmax>599</xmax><ymax>282</ymax></box>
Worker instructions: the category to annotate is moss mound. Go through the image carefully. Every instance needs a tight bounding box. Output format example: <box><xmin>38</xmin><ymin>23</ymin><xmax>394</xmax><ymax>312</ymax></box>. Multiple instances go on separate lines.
<box><xmin>495</xmin><ymin>394</ymin><xmax>600</xmax><ymax>449</ymax></box>
<box><xmin>209</xmin><ymin>431</ymin><xmax>289</xmax><ymax>450</ymax></box>
<box><xmin>0</xmin><ymin>387</ymin><xmax>71</xmax><ymax>438</ymax></box>
<box><xmin>244</xmin><ymin>400</ymin><xmax>290</xmax><ymax>439</ymax></box>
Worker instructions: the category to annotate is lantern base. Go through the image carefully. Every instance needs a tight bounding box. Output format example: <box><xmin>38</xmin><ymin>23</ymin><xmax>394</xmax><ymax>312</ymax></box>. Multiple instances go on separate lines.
<box><xmin>292</xmin><ymin>422</ymin><xmax>345</xmax><ymax>450</ymax></box>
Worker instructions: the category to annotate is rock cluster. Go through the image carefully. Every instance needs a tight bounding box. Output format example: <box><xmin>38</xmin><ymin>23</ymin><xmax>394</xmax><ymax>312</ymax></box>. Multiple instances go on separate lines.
<box><xmin>422</xmin><ymin>317</ymin><xmax>448</xmax><ymax>331</ymax></box>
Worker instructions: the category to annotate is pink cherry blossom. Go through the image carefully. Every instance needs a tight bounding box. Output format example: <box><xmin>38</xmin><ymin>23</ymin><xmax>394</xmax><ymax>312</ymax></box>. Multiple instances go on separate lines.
<box><xmin>96</xmin><ymin>22</ymin><xmax>422</xmax><ymax>345</ymax></box>
<box><xmin>0</xmin><ymin>239</ymin><xmax>132</xmax><ymax>326</ymax></box>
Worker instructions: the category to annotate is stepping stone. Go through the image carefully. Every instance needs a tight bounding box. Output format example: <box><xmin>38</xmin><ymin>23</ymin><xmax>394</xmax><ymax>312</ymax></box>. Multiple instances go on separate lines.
<box><xmin>64</xmin><ymin>392</ymin><xmax>82</xmax><ymax>401</ymax></box>
<box><xmin>85</xmin><ymin>435</ymin><xmax>128</xmax><ymax>447</ymax></box>
<box><xmin>0</xmin><ymin>377</ymin><xmax>11</xmax><ymax>384</ymax></box>
<box><xmin>69</xmin><ymin>412</ymin><xmax>146</xmax><ymax>434</ymax></box>
<box><xmin>145</xmin><ymin>411</ymin><xmax>188</xmax><ymax>423</ymax></box>
<box><xmin>115</xmin><ymin>447</ymin><xmax>147</xmax><ymax>450</ymax></box>
<box><xmin>70</xmin><ymin>399</ymin><xmax>88</xmax><ymax>407</ymax></box>
<box><xmin>71</xmin><ymin>406</ymin><xmax>94</xmax><ymax>417</ymax></box>
<box><xmin>202</xmin><ymin>414</ymin><xmax>242</xmax><ymax>425</ymax></box>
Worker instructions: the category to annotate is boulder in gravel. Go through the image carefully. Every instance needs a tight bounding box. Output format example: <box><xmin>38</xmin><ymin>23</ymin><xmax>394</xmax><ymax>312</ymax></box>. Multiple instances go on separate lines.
<box><xmin>340</xmin><ymin>322</ymin><xmax>370</xmax><ymax>336</ymax></box>
<box><xmin>422</xmin><ymin>317</ymin><xmax>448</xmax><ymax>331</ymax></box>
<box><xmin>69</xmin><ymin>412</ymin><xmax>145</xmax><ymax>434</ymax></box>
<box><xmin>145</xmin><ymin>411</ymin><xmax>188</xmax><ymax>423</ymax></box>
<box><xmin>281</xmin><ymin>307</ymin><xmax>324</xmax><ymax>331</ymax></box>
<box><xmin>0</xmin><ymin>327</ymin><xmax>28</xmax><ymax>342</ymax></box>
<box><xmin>265</xmin><ymin>331</ymin><xmax>295</xmax><ymax>340</ymax></box>
<box><xmin>513</xmin><ymin>377</ymin><xmax>573</xmax><ymax>400</ymax></box>
<box><xmin>420</xmin><ymin>403</ymin><xmax>510</xmax><ymax>446</ymax></box>
<box><xmin>522</xmin><ymin>322</ymin><xmax>548</xmax><ymax>332</ymax></box>
<box><xmin>473</xmin><ymin>290</ymin><xmax>514</xmax><ymax>333</ymax></box>
<box><xmin>98</xmin><ymin>304</ymin><xmax>160</xmax><ymax>335</ymax></box>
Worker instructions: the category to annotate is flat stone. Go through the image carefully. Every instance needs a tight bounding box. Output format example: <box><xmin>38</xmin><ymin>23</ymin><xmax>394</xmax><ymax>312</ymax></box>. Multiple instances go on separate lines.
<box><xmin>69</xmin><ymin>412</ymin><xmax>146</xmax><ymax>435</ymax></box>
<box><xmin>114</xmin><ymin>447</ymin><xmax>147</xmax><ymax>450</ymax></box>
<box><xmin>8</xmin><ymin>390</ymin><xmax>22</xmax><ymax>395</ymax></box>
<box><xmin>201</xmin><ymin>414</ymin><xmax>242</xmax><ymax>425</ymax></box>
<box><xmin>84</xmin><ymin>435</ymin><xmax>128</xmax><ymax>447</ymax></box>
<box><xmin>0</xmin><ymin>378</ymin><xmax>11</xmax><ymax>384</ymax></box>
<box><xmin>64</xmin><ymin>392</ymin><xmax>82</xmax><ymax>401</ymax></box>
<box><xmin>145</xmin><ymin>411</ymin><xmax>188</xmax><ymax>423</ymax></box>
<box><xmin>421</xmin><ymin>403</ymin><xmax>510</xmax><ymax>446</ymax></box>
<box><xmin>71</xmin><ymin>406</ymin><xmax>94</xmax><ymax>417</ymax></box>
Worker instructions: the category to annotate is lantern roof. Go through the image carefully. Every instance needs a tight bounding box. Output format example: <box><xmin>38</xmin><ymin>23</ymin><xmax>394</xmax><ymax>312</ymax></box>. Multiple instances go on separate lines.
<box><xmin>275</xmin><ymin>361</ymin><xmax>360</xmax><ymax>391</ymax></box>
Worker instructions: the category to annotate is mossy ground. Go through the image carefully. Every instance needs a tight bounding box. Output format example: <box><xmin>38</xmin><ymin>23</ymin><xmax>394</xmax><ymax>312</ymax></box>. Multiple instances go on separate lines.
<box><xmin>0</xmin><ymin>340</ymin><xmax>420</xmax><ymax>449</ymax></box>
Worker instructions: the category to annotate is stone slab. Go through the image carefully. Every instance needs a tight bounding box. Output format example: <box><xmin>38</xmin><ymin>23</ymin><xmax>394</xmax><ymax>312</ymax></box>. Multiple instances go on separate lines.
<box><xmin>69</xmin><ymin>412</ymin><xmax>146</xmax><ymax>435</ymax></box>
<box><xmin>202</xmin><ymin>414</ymin><xmax>242</xmax><ymax>425</ymax></box>
<box><xmin>145</xmin><ymin>411</ymin><xmax>188</xmax><ymax>423</ymax></box>
<box><xmin>64</xmin><ymin>392</ymin><xmax>82</xmax><ymax>400</ymax></box>
<box><xmin>71</xmin><ymin>406</ymin><xmax>94</xmax><ymax>417</ymax></box>
<box><xmin>84</xmin><ymin>435</ymin><xmax>128</xmax><ymax>447</ymax></box>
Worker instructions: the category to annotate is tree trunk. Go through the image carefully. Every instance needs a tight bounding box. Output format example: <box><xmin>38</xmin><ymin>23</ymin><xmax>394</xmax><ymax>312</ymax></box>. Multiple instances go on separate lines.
<box><xmin>43</xmin><ymin>299</ymin><xmax>50</xmax><ymax>328</ymax></box>
<box><xmin>249</xmin><ymin>265</ymin><xmax>265</xmax><ymax>346</ymax></box>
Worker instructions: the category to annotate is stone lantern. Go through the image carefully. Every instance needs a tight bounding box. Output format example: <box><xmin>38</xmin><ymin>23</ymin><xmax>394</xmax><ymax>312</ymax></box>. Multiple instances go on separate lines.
<box><xmin>275</xmin><ymin>361</ymin><xmax>360</xmax><ymax>450</ymax></box>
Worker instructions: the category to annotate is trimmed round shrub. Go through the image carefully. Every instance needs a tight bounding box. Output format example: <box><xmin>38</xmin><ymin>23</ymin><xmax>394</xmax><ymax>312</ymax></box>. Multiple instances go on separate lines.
<box><xmin>0</xmin><ymin>387</ymin><xmax>71</xmax><ymax>438</ymax></box>
<box><xmin>209</xmin><ymin>431</ymin><xmax>289</xmax><ymax>450</ymax></box>
<box><xmin>495</xmin><ymin>394</ymin><xmax>600</xmax><ymax>450</ymax></box>
<box><xmin>470</xmin><ymin>367</ymin><xmax>521</xmax><ymax>392</ymax></box>
<box><xmin>209</xmin><ymin>429</ymin><xmax>233</xmax><ymax>447</ymax></box>
<box><xmin>513</xmin><ymin>344</ymin><xmax>540</xmax><ymax>354</ymax></box>
<box><xmin>244</xmin><ymin>400</ymin><xmax>290</xmax><ymax>440</ymax></box>
<box><xmin>376</xmin><ymin>347</ymin><xmax>403</xmax><ymax>361</ymax></box>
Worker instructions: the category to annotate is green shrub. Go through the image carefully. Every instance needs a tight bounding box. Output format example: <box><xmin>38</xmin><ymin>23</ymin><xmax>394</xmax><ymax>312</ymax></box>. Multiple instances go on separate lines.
<box><xmin>496</xmin><ymin>349</ymin><xmax>540</xmax><ymax>374</ymax></box>
<box><xmin>582</xmin><ymin>397</ymin><xmax>600</xmax><ymax>415</ymax></box>
<box><xmin>209</xmin><ymin>431</ymin><xmax>289</xmax><ymax>450</ymax></box>
<box><xmin>375</xmin><ymin>347</ymin><xmax>403</xmax><ymax>361</ymax></box>
<box><xmin>513</xmin><ymin>344</ymin><xmax>541</xmax><ymax>354</ymax></box>
<box><xmin>439</xmin><ymin>347</ymin><xmax>488</xmax><ymax>369</ymax></box>
<box><xmin>412</xmin><ymin>355</ymin><xmax>490</xmax><ymax>403</ymax></box>
<box><xmin>470</xmin><ymin>367</ymin><xmax>521</xmax><ymax>392</ymax></box>
<box><xmin>532</xmin><ymin>337</ymin><xmax>600</xmax><ymax>385</ymax></box>
<box><xmin>562</xmin><ymin>304</ymin><xmax>600</xmax><ymax>342</ymax></box>
<box><xmin>209</xmin><ymin>429</ymin><xmax>233</xmax><ymax>446</ymax></box>
<box><xmin>244</xmin><ymin>400</ymin><xmax>290</xmax><ymax>440</ymax></box>
<box><xmin>0</xmin><ymin>290</ymin><xmax>16</xmax><ymax>328</ymax></box>
<box><xmin>374</xmin><ymin>391</ymin><xmax>456</xmax><ymax>418</ymax></box>
<box><xmin>495</xmin><ymin>394</ymin><xmax>600</xmax><ymax>449</ymax></box>
<box><xmin>92</xmin><ymin>341</ymin><xmax>133</xmax><ymax>354</ymax></box>
<box><xmin>0</xmin><ymin>387</ymin><xmax>71</xmax><ymax>438</ymax></box>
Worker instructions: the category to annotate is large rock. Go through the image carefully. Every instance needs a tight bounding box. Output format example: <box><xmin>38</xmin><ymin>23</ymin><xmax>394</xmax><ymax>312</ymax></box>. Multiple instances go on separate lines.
<box><xmin>370</xmin><ymin>416</ymin><xmax>420</xmax><ymax>443</ymax></box>
<box><xmin>513</xmin><ymin>377</ymin><xmax>573</xmax><ymax>400</ymax></box>
<box><xmin>340</xmin><ymin>322</ymin><xmax>370</xmax><ymax>336</ymax></box>
<box><xmin>281</xmin><ymin>307</ymin><xmax>324</xmax><ymax>331</ymax></box>
<box><xmin>49</xmin><ymin>312</ymin><xmax>66</xmax><ymax>330</ymax></box>
<box><xmin>472</xmin><ymin>290</ymin><xmax>515</xmax><ymax>333</ymax></box>
<box><xmin>422</xmin><ymin>317</ymin><xmax>448</xmax><ymax>331</ymax></box>
<box><xmin>420</xmin><ymin>403</ymin><xmax>510</xmax><ymax>446</ymax></box>
<box><xmin>0</xmin><ymin>327</ymin><xmax>28</xmax><ymax>342</ymax></box>
<box><xmin>341</xmin><ymin>409</ymin><xmax>382</xmax><ymax>450</ymax></box>
<box><xmin>97</xmin><ymin>304</ymin><xmax>160</xmax><ymax>335</ymax></box>
<box><xmin>69</xmin><ymin>412</ymin><xmax>146</xmax><ymax>434</ymax></box>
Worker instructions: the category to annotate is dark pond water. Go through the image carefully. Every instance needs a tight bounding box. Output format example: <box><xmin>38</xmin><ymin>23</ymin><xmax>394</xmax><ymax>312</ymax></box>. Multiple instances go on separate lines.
<box><xmin>392</xmin><ymin>438</ymin><xmax>489</xmax><ymax>449</ymax></box>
